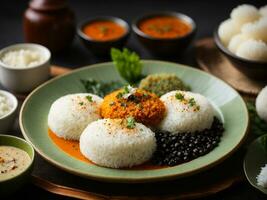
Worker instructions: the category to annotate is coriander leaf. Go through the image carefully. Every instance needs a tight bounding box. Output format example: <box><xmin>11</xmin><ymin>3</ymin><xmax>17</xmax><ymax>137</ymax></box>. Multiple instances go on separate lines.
<box><xmin>86</xmin><ymin>95</ymin><xmax>93</xmax><ymax>102</ymax></box>
<box><xmin>111</xmin><ymin>48</ymin><xmax>143</xmax><ymax>85</ymax></box>
<box><xmin>126</xmin><ymin>117</ymin><xmax>136</xmax><ymax>129</ymax></box>
<box><xmin>175</xmin><ymin>92</ymin><xmax>184</xmax><ymax>100</ymax></box>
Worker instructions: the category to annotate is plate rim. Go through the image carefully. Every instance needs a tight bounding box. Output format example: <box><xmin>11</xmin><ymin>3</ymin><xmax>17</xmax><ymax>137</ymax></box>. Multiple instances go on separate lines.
<box><xmin>20</xmin><ymin>60</ymin><xmax>249</xmax><ymax>183</ymax></box>
<box><xmin>243</xmin><ymin>135</ymin><xmax>267</xmax><ymax>194</ymax></box>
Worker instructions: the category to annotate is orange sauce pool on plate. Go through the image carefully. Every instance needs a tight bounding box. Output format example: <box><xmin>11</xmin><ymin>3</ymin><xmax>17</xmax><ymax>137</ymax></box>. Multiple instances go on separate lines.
<box><xmin>48</xmin><ymin>129</ymin><xmax>165</xmax><ymax>170</ymax></box>
<box><xmin>138</xmin><ymin>16</ymin><xmax>191</xmax><ymax>39</ymax></box>
<box><xmin>83</xmin><ymin>21</ymin><xmax>126</xmax><ymax>41</ymax></box>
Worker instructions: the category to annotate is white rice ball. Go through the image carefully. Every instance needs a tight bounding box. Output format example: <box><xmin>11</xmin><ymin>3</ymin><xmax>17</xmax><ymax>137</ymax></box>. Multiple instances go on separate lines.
<box><xmin>158</xmin><ymin>91</ymin><xmax>215</xmax><ymax>134</ymax></box>
<box><xmin>80</xmin><ymin>119</ymin><xmax>156</xmax><ymax>168</ymax></box>
<box><xmin>236</xmin><ymin>39</ymin><xmax>267</xmax><ymax>62</ymax></box>
<box><xmin>256</xmin><ymin>86</ymin><xmax>267</xmax><ymax>122</ymax></box>
<box><xmin>260</xmin><ymin>5</ymin><xmax>267</xmax><ymax>17</ymax></box>
<box><xmin>228</xmin><ymin>34</ymin><xmax>248</xmax><ymax>53</ymax></box>
<box><xmin>241</xmin><ymin>19</ymin><xmax>267</xmax><ymax>42</ymax></box>
<box><xmin>257</xmin><ymin>164</ymin><xmax>267</xmax><ymax>188</ymax></box>
<box><xmin>230</xmin><ymin>4</ymin><xmax>260</xmax><ymax>25</ymax></box>
<box><xmin>218</xmin><ymin>19</ymin><xmax>240</xmax><ymax>46</ymax></box>
<box><xmin>48</xmin><ymin>93</ymin><xmax>103</xmax><ymax>140</ymax></box>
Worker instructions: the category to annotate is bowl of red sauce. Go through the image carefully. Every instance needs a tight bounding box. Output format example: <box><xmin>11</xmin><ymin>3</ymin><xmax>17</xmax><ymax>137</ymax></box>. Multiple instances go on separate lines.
<box><xmin>132</xmin><ymin>12</ymin><xmax>196</xmax><ymax>56</ymax></box>
<box><xmin>77</xmin><ymin>16</ymin><xmax>130</xmax><ymax>55</ymax></box>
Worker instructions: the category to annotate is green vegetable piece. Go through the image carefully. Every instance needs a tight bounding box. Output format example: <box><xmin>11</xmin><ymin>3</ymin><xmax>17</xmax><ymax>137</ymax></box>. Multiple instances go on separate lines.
<box><xmin>111</xmin><ymin>48</ymin><xmax>143</xmax><ymax>84</ymax></box>
<box><xmin>188</xmin><ymin>98</ymin><xmax>196</xmax><ymax>107</ymax></box>
<box><xmin>79</xmin><ymin>102</ymin><xmax>84</xmax><ymax>106</ymax></box>
<box><xmin>81</xmin><ymin>78</ymin><xmax>123</xmax><ymax>97</ymax></box>
<box><xmin>126</xmin><ymin>117</ymin><xmax>136</xmax><ymax>129</ymax></box>
<box><xmin>86</xmin><ymin>95</ymin><xmax>93</xmax><ymax>102</ymax></box>
<box><xmin>175</xmin><ymin>92</ymin><xmax>184</xmax><ymax>100</ymax></box>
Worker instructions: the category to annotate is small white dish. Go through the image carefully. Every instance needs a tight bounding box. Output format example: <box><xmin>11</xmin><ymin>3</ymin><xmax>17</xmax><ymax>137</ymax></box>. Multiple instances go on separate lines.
<box><xmin>0</xmin><ymin>43</ymin><xmax>51</xmax><ymax>93</ymax></box>
<box><xmin>0</xmin><ymin>90</ymin><xmax>18</xmax><ymax>133</ymax></box>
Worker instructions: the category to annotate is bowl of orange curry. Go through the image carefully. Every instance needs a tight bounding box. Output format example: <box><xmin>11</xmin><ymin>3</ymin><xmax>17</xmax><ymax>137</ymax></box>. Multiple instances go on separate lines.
<box><xmin>132</xmin><ymin>12</ymin><xmax>196</xmax><ymax>56</ymax></box>
<box><xmin>77</xmin><ymin>16</ymin><xmax>130</xmax><ymax>55</ymax></box>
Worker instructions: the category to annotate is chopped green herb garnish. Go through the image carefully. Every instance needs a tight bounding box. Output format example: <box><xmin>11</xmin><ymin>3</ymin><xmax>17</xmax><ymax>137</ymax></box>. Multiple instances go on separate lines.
<box><xmin>98</xmin><ymin>26</ymin><xmax>108</xmax><ymax>34</ymax></box>
<box><xmin>175</xmin><ymin>92</ymin><xmax>185</xmax><ymax>100</ymax></box>
<box><xmin>137</xmin><ymin>103</ymin><xmax>143</xmax><ymax>109</ymax></box>
<box><xmin>109</xmin><ymin>101</ymin><xmax>115</xmax><ymax>106</ymax></box>
<box><xmin>126</xmin><ymin>117</ymin><xmax>136</xmax><ymax>129</ymax></box>
<box><xmin>143</xmin><ymin>93</ymin><xmax>149</xmax><ymax>97</ymax></box>
<box><xmin>123</xmin><ymin>85</ymin><xmax>130</xmax><ymax>93</ymax></box>
<box><xmin>86</xmin><ymin>95</ymin><xmax>93</xmax><ymax>102</ymax></box>
<box><xmin>81</xmin><ymin>78</ymin><xmax>123</xmax><ymax>97</ymax></box>
<box><xmin>116</xmin><ymin>85</ymin><xmax>133</xmax><ymax>99</ymax></box>
<box><xmin>116</xmin><ymin>92</ymin><xmax>123</xmax><ymax>99</ymax></box>
<box><xmin>121</xmin><ymin>102</ymin><xmax>127</xmax><ymax>107</ymax></box>
<box><xmin>79</xmin><ymin>102</ymin><xmax>84</xmax><ymax>106</ymax></box>
<box><xmin>148</xmin><ymin>24</ymin><xmax>172</xmax><ymax>34</ymax></box>
<box><xmin>111</xmin><ymin>48</ymin><xmax>143</xmax><ymax>85</ymax></box>
<box><xmin>188</xmin><ymin>98</ymin><xmax>196</xmax><ymax>107</ymax></box>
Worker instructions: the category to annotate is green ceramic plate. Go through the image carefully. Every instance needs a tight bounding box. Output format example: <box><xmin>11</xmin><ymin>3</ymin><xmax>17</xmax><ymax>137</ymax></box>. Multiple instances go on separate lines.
<box><xmin>244</xmin><ymin>135</ymin><xmax>267</xmax><ymax>194</ymax></box>
<box><xmin>20</xmin><ymin>61</ymin><xmax>248</xmax><ymax>183</ymax></box>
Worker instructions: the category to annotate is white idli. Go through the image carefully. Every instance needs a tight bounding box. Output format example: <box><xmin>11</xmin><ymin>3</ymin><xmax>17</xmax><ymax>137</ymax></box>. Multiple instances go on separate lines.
<box><xmin>236</xmin><ymin>39</ymin><xmax>267</xmax><ymax>62</ymax></box>
<box><xmin>256</xmin><ymin>86</ymin><xmax>267</xmax><ymax>122</ymax></box>
<box><xmin>228</xmin><ymin>34</ymin><xmax>248</xmax><ymax>53</ymax></box>
<box><xmin>230</xmin><ymin>4</ymin><xmax>260</xmax><ymax>25</ymax></box>
<box><xmin>158</xmin><ymin>91</ymin><xmax>215</xmax><ymax>134</ymax></box>
<box><xmin>260</xmin><ymin>5</ymin><xmax>267</xmax><ymax>17</ymax></box>
<box><xmin>80</xmin><ymin>118</ymin><xmax>156</xmax><ymax>168</ymax></box>
<box><xmin>48</xmin><ymin>93</ymin><xmax>103</xmax><ymax>140</ymax></box>
<box><xmin>218</xmin><ymin>19</ymin><xmax>240</xmax><ymax>46</ymax></box>
<box><xmin>257</xmin><ymin>164</ymin><xmax>267</xmax><ymax>188</ymax></box>
<box><xmin>241</xmin><ymin>19</ymin><xmax>267</xmax><ymax>42</ymax></box>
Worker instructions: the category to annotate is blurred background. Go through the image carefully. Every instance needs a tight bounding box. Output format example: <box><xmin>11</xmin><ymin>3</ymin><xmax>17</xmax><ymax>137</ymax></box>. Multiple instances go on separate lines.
<box><xmin>1</xmin><ymin>0</ymin><xmax>264</xmax><ymax>67</ymax></box>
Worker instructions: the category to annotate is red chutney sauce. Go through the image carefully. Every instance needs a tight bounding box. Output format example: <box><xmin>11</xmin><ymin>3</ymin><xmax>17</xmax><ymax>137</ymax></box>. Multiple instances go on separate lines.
<box><xmin>138</xmin><ymin>16</ymin><xmax>192</xmax><ymax>39</ymax></box>
<box><xmin>48</xmin><ymin>129</ymin><xmax>165</xmax><ymax>170</ymax></box>
<box><xmin>83</xmin><ymin>20</ymin><xmax>126</xmax><ymax>41</ymax></box>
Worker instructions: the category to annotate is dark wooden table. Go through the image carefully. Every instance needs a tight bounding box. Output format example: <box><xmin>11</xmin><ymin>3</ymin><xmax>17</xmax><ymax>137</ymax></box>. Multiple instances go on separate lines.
<box><xmin>1</xmin><ymin>0</ymin><xmax>266</xmax><ymax>199</ymax></box>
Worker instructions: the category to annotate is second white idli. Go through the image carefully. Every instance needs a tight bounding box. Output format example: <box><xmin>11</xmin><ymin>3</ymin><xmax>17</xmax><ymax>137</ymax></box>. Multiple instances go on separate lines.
<box><xmin>80</xmin><ymin>118</ymin><xmax>156</xmax><ymax>168</ymax></box>
<box><xmin>48</xmin><ymin>93</ymin><xmax>103</xmax><ymax>140</ymax></box>
<box><xmin>158</xmin><ymin>91</ymin><xmax>215</xmax><ymax>134</ymax></box>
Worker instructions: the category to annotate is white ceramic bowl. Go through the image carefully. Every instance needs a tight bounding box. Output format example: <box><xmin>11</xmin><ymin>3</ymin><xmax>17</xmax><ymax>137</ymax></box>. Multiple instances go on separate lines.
<box><xmin>0</xmin><ymin>90</ymin><xmax>18</xmax><ymax>133</ymax></box>
<box><xmin>0</xmin><ymin>43</ymin><xmax>51</xmax><ymax>93</ymax></box>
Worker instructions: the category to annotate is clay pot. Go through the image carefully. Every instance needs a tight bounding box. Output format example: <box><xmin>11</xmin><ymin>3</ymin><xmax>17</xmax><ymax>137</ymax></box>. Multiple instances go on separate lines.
<box><xmin>23</xmin><ymin>0</ymin><xmax>75</xmax><ymax>52</ymax></box>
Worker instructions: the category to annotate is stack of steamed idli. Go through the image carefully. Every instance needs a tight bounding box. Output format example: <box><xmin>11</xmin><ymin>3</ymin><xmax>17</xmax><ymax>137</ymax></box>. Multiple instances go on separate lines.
<box><xmin>218</xmin><ymin>4</ymin><xmax>267</xmax><ymax>62</ymax></box>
